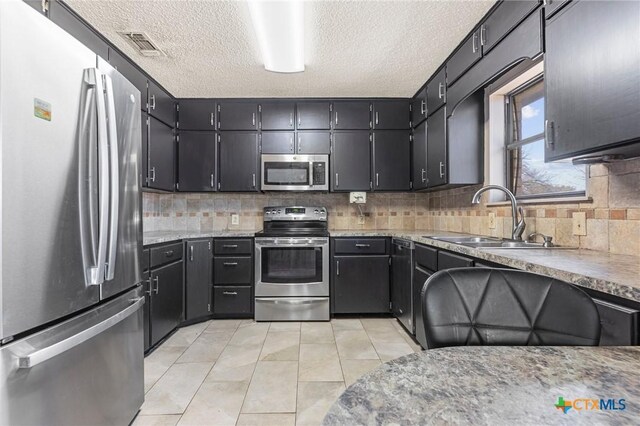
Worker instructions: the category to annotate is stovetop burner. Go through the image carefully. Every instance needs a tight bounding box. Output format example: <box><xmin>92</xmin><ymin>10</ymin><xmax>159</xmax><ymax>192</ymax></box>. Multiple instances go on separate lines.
<box><xmin>256</xmin><ymin>206</ymin><xmax>328</xmax><ymax>238</ymax></box>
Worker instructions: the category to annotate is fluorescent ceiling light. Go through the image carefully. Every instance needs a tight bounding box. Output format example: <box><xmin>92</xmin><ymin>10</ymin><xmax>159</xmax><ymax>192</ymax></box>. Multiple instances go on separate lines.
<box><xmin>247</xmin><ymin>0</ymin><xmax>304</xmax><ymax>73</ymax></box>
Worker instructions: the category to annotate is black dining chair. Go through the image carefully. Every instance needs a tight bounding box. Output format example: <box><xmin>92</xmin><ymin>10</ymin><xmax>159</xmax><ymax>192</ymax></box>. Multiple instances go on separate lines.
<box><xmin>421</xmin><ymin>267</ymin><xmax>601</xmax><ymax>349</ymax></box>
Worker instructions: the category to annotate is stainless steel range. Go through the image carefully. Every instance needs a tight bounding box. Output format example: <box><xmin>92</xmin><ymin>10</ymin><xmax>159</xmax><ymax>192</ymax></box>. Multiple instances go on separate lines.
<box><xmin>255</xmin><ymin>206</ymin><xmax>330</xmax><ymax>321</ymax></box>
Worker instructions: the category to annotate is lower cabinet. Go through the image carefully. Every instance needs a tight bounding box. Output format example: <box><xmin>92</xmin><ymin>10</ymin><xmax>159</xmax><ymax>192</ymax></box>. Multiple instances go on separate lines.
<box><xmin>184</xmin><ymin>239</ymin><xmax>213</xmax><ymax>321</ymax></box>
<box><xmin>214</xmin><ymin>287</ymin><xmax>253</xmax><ymax>316</ymax></box>
<box><xmin>149</xmin><ymin>259</ymin><xmax>184</xmax><ymax>347</ymax></box>
<box><xmin>213</xmin><ymin>238</ymin><xmax>254</xmax><ymax>318</ymax></box>
<box><xmin>331</xmin><ymin>238</ymin><xmax>390</xmax><ymax>314</ymax></box>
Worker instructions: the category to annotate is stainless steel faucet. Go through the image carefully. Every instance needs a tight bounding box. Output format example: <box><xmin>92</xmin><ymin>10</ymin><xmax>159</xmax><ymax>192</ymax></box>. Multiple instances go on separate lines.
<box><xmin>471</xmin><ymin>185</ymin><xmax>526</xmax><ymax>241</ymax></box>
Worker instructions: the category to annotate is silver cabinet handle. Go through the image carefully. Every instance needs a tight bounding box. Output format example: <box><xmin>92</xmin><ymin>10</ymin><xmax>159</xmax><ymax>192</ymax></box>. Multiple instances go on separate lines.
<box><xmin>439</xmin><ymin>161</ymin><xmax>445</xmax><ymax>179</ymax></box>
<box><xmin>420</xmin><ymin>100</ymin><xmax>426</xmax><ymax>116</ymax></box>
<box><xmin>103</xmin><ymin>74</ymin><xmax>119</xmax><ymax>281</ymax></box>
<box><xmin>375</xmin><ymin>111</ymin><xmax>379</xmax><ymax>125</ymax></box>
<box><xmin>165</xmin><ymin>250</ymin><xmax>174</xmax><ymax>257</ymax></box>
<box><xmin>150</xmin><ymin>94</ymin><xmax>156</xmax><ymax>110</ymax></box>
<box><xmin>16</xmin><ymin>297</ymin><xmax>145</xmax><ymax>369</ymax></box>
<box><xmin>545</xmin><ymin>119</ymin><xmax>555</xmax><ymax>149</ymax></box>
<box><xmin>252</xmin><ymin>173</ymin><xmax>256</xmax><ymax>188</ymax></box>
<box><xmin>289</xmin><ymin>112</ymin><xmax>293</xmax><ymax>127</ymax></box>
<box><xmin>309</xmin><ymin>161</ymin><xmax>314</xmax><ymax>186</ymax></box>
<box><xmin>335</xmin><ymin>173</ymin><xmax>339</xmax><ymax>188</ymax></box>
<box><xmin>335</xmin><ymin>110</ymin><xmax>339</xmax><ymax>126</ymax></box>
<box><xmin>472</xmin><ymin>31</ymin><xmax>478</xmax><ymax>53</ymax></box>
<box><xmin>223</xmin><ymin>291</ymin><xmax>238</xmax><ymax>296</ymax></box>
<box><xmin>153</xmin><ymin>276</ymin><xmax>159</xmax><ymax>294</ymax></box>
<box><xmin>223</xmin><ymin>262</ymin><xmax>238</xmax><ymax>266</ymax></box>
<box><xmin>190</xmin><ymin>245</ymin><xmax>194</xmax><ymax>261</ymax></box>
<box><xmin>252</xmin><ymin>112</ymin><xmax>256</xmax><ymax>126</ymax></box>
<box><xmin>376</xmin><ymin>173</ymin><xmax>379</xmax><ymax>187</ymax></box>
<box><xmin>145</xmin><ymin>277</ymin><xmax>152</xmax><ymax>295</ymax></box>
<box><xmin>421</xmin><ymin>169</ymin><xmax>426</xmax><ymax>183</ymax></box>
<box><xmin>223</xmin><ymin>244</ymin><xmax>238</xmax><ymax>248</ymax></box>
<box><xmin>149</xmin><ymin>166</ymin><xmax>156</xmax><ymax>183</ymax></box>
<box><xmin>438</xmin><ymin>83</ymin><xmax>445</xmax><ymax>100</ymax></box>
<box><xmin>355</xmin><ymin>243</ymin><xmax>371</xmax><ymax>248</ymax></box>
<box><xmin>210</xmin><ymin>173</ymin><xmax>215</xmax><ymax>188</ymax></box>
<box><xmin>210</xmin><ymin>112</ymin><xmax>215</xmax><ymax>126</ymax></box>
<box><xmin>480</xmin><ymin>24</ymin><xmax>486</xmax><ymax>46</ymax></box>
<box><xmin>336</xmin><ymin>260</ymin><xmax>340</xmax><ymax>276</ymax></box>
<box><xmin>298</xmin><ymin>114</ymin><xmax>301</xmax><ymax>126</ymax></box>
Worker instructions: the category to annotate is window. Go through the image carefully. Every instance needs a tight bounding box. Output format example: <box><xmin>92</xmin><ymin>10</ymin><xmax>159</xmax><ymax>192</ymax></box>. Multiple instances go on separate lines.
<box><xmin>505</xmin><ymin>78</ymin><xmax>586</xmax><ymax>199</ymax></box>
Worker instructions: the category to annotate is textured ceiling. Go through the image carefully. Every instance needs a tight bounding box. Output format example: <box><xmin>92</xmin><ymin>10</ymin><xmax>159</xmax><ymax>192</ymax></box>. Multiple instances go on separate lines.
<box><xmin>66</xmin><ymin>0</ymin><xmax>496</xmax><ymax>98</ymax></box>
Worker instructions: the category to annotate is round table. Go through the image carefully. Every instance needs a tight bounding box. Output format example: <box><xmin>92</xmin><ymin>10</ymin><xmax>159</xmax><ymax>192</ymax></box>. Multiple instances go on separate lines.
<box><xmin>323</xmin><ymin>346</ymin><xmax>640</xmax><ymax>425</ymax></box>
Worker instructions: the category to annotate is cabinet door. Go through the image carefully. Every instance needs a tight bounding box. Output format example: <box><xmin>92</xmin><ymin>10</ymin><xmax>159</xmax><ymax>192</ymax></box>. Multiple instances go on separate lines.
<box><xmin>218</xmin><ymin>102</ymin><xmax>259</xmax><ymax>131</ymax></box>
<box><xmin>143</xmin><ymin>271</ymin><xmax>150</xmax><ymax>351</ymax></box>
<box><xmin>148</xmin><ymin>80</ymin><xmax>175</xmax><ymax>127</ymax></box>
<box><xmin>333</xmin><ymin>101</ymin><xmax>371</xmax><ymax>130</ymax></box>
<box><xmin>108</xmin><ymin>49</ymin><xmax>148</xmax><ymax>110</ymax></box>
<box><xmin>178</xmin><ymin>131</ymin><xmax>216</xmax><ymax>191</ymax></box>
<box><xmin>261</xmin><ymin>132</ymin><xmax>295</xmax><ymax>154</ymax></box>
<box><xmin>150</xmin><ymin>261</ymin><xmax>184</xmax><ymax>346</ymax></box>
<box><xmin>372</xmin><ymin>131</ymin><xmax>411</xmax><ymax>191</ymax></box>
<box><xmin>261</xmin><ymin>102</ymin><xmax>295</xmax><ymax>130</ymax></box>
<box><xmin>296</xmin><ymin>102</ymin><xmax>331</xmax><ymax>130</ymax></box>
<box><xmin>480</xmin><ymin>0</ymin><xmax>539</xmax><ymax>54</ymax></box>
<box><xmin>141</xmin><ymin>112</ymin><xmax>149</xmax><ymax>188</ymax></box>
<box><xmin>426</xmin><ymin>68</ymin><xmax>446</xmax><ymax>114</ymax></box>
<box><xmin>297</xmin><ymin>131</ymin><xmax>330</xmax><ymax>154</ymax></box>
<box><xmin>333</xmin><ymin>256</ymin><xmax>390</xmax><ymax>314</ymax></box>
<box><xmin>49</xmin><ymin>0</ymin><xmax>109</xmax><ymax>60</ymax></box>
<box><xmin>218</xmin><ymin>132</ymin><xmax>260</xmax><ymax>191</ymax></box>
<box><xmin>148</xmin><ymin>116</ymin><xmax>175</xmax><ymax>191</ymax></box>
<box><xmin>426</xmin><ymin>107</ymin><xmax>447</xmax><ymax>188</ymax></box>
<box><xmin>373</xmin><ymin>101</ymin><xmax>410</xmax><ymax>130</ymax></box>
<box><xmin>411</xmin><ymin>88</ymin><xmax>427</xmax><ymax>128</ymax></box>
<box><xmin>178</xmin><ymin>99</ymin><xmax>216</xmax><ymax>131</ymax></box>
<box><xmin>446</xmin><ymin>30</ymin><xmax>482</xmax><ymax>86</ymax></box>
<box><xmin>545</xmin><ymin>1</ymin><xmax>640</xmax><ymax>161</ymax></box>
<box><xmin>331</xmin><ymin>131</ymin><xmax>371</xmax><ymax>191</ymax></box>
<box><xmin>185</xmin><ymin>240</ymin><xmax>213</xmax><ymax>321</ymax></box>
<box><xmin>545</xmin><ymin>0</ymin><xmax>570</xmax><ymax>19</ymax></box>
<box><xmin>412</xmin><ymin>121</ymin><xmax>428</xmax><ymax>190</ymax></box>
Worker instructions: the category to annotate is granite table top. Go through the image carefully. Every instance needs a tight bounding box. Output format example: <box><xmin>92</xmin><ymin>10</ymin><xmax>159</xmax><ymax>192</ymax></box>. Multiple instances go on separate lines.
<box><xmin>323</xmin><ymin>346</ymin><xmax>640</xmax><ymax>425</ymax></box>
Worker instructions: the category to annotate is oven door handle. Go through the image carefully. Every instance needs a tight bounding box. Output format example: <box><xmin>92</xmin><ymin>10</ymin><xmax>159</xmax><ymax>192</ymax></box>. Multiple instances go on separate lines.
<box><xmin>256</xmin><ymin>240</ymin><xmax>328</xmax><ymax>247</ymax></box>
<box><xmin>261</xmin><ymin>298</ymin><xmax>325</xmax><ymax>305</ymax></box>
<box><xmin>309</xmin><ymin>161</ymin><xmax>314</xmax><ymax>187</ymax></box>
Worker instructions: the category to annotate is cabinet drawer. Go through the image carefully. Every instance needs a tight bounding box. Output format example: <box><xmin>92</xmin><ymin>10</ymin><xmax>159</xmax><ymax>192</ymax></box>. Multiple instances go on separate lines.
<box><xmin>214</xmin><ymin>239</ymin><xmax>253</xmax><ymax>255</ymax></box>
<box><xmin>214</xmin><ymin>286</ymin><xmax>252</xmax><ymax>315</ymax></box>
<box><xmin>142</xmin><ymin>248</ymin><xmax>150</xmax><ymax>272</ymax></box>
<box><xmin>150</xmin><ymin>243</ymin><xmax>183</xmax><ymax>268</ymax></box>
<box><xmin>334</xmin><ymin>238</ymin><xmax>388</xmax><ymax>255</ymax></box>
<box><xmin>437</xmin><ymin>251</ymin><xmax>474</xmax><ymax>270</ymax></box>
<box><xmin>214</xmin><ymin>257</ymin><xmax>252</xmax><ymax>284</ymax></box>
<box><xmin>594</xmin><ymin>299</ymin><xmax>639</xmax><ymax>346</ymax></box>
<box><xmin>415</xmin><ymin>244</ymin><xmax>438</xmax><ymax>271</ymax></box>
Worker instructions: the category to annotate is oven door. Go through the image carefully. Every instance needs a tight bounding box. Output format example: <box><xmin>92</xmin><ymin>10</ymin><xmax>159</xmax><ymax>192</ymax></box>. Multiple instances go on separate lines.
<box><xmin>261</xmin><ymin>154</ymin><xmax>328</xmax><ymax>191</ymax></box>
<box><xmin>255</xmin><ymin>238</ymin><xmax>329</xmax><ymax>297</ymax></box>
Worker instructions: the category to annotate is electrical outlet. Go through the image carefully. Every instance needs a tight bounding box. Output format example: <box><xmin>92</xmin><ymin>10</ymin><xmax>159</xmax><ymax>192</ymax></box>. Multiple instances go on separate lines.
<box><xmin>488</xmin><ymin>212</ymin><xmax>496</xmax><ymax>229</ymax></box>
<box><xmin>357</xmin><ymin>216</ymin><xmax>365</xmax><ymax>225</ymax></box>
<box><xmin>231</xmin><ymin>214</ymin><xmax>239</xmax><ymax>225</ymax></box>
<box><xmin>350</xmin><ymin>192</ymin><xmax>367</xmax><ymax>204</ymax></box>
<box><xmin>572</xmin><ymin>212</ymin><xmax>587</xmax><ymax>235</ymax></box>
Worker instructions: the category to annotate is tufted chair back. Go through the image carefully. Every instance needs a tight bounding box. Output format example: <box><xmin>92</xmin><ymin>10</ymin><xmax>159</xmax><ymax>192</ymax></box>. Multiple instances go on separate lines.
<box><xmin>421</xmin><ymin>268</ymin><xmax>601</xmax><ymax>349</ymax></box>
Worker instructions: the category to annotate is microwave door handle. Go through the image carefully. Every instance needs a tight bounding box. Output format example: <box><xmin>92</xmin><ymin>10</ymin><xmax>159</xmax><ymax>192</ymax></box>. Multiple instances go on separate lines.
<box><xmin>309</xmin><ymin>162</ymin><xmax>314</xmax><ymax>187</ymax></box>
<box><xmin>103</xmin><ymin>74</ymin><xmax>119</xmax><ymax>281</ymax></box>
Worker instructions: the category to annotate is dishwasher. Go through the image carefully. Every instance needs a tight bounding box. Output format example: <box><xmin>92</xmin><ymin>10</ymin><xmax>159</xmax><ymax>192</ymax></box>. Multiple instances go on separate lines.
<box><xmin>391</xmin><ymin>239</ymin><xmax>415</xmax><ymax>334</ymax></box>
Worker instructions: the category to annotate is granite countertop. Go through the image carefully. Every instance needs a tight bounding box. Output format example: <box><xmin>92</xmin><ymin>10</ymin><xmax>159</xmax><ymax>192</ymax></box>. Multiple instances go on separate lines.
<box><xmin>143</xmin><ymin>229</ymin><xmax>640</xmax><ymax>303</ymax></box>
<box><xmin>323</xmin><ymin>346</ymin><xmax>640</xmax><ymax>425</ymax></box>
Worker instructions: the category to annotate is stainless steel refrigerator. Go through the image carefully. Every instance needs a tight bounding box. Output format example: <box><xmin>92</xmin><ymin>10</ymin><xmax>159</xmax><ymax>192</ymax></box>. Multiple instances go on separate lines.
<box><xmin>0</xmin><ymin>1</ymin><xmax>144</xmax><ymax>424</ymax></box>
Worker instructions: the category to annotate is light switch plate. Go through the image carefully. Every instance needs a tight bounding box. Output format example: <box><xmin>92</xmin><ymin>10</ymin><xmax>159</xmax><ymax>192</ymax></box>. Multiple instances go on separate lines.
<box><xmin>572</xmin><ymin>212</ymin><xmax>587</xmax><ymax>235</ymax></box>
<box><xmin>488</xmin><ymin>212</ymin><xmax>496</xmax><ymax>229</ymax></box>
<box><xmin>231</xmin><ymin>214</ymin><xmax>239</xmax><ymax>225</ymax></box>
<box><xmin>350</xmin><ymin>192</ymin><xmax>367</xmax><ymax>204</ymax></box>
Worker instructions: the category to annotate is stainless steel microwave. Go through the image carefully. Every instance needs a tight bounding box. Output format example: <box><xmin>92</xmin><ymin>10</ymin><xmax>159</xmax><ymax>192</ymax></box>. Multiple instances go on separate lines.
<box><xmin>261</xmin><ymin>154</ymin><xmax>329</xmax><ymax>191</ymax></box>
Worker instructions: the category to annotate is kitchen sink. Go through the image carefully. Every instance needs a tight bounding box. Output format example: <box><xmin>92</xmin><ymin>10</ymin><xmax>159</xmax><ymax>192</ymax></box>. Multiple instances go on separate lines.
<box><xmin>424</xmin><ymin>235</ymin><xmax>575</xmax><ymax>250</ymax></box>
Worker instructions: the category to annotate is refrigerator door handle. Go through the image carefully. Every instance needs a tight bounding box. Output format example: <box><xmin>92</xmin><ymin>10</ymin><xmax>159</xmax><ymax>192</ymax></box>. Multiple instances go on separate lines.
<box><xmin>103</xmin><ymin>74</ymin><xmax>119</xmax><ymax>281</ymax></box>
<box><xmin>15</xmin><ymin>297</ymin><xmax>144</xmax><ymax>369</ymax></box>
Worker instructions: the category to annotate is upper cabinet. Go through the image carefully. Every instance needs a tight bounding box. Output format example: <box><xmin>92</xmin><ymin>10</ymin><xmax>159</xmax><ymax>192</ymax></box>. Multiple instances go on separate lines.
<box><xmin>426</xmin><ymin>108</ymin><xmax>447</xmax><ymax>188</ymax></box>
<box><xmin>148</xmin><ymin>80</ymin><xmax>175</xmax><ymax>127</ymax></box>
<box><xmin>49</xmin><ymin>0</ymin><xmax>109</xmax><ymax>60</ymax></box>
<box><xmin>108</xmin><ymin>49</ymin><xmax>148</xmax><ymax>110</ymax></box>
<box><xmin>147</xmin><ymin>116</ymin><xmax>175</xmax><ymax>192</ymax></box>
<box><xmin>446</xmin><ymin>30</ymin><xmax>482</xmax><ymax>86</ymax></box>
<box><xmin>372</xmin><ymin>131</ymin><xmax>411</xmax><ymax>191</ymax></box>
<box><xmin>331</xmin><ymin>131</ymin><xmax>371</xmax><ymax>192</ymax></box>
<box><xmin>411</xmin><ymin>88</ymin><xmax>427</xmax><ymax>128</ymax></box>
<box><xmin>177</xmin><ymin>132</ymin><xmax>217</xmax><ymax>192</ymax></box>
<box><xmin>217</xmin><ymin>132</ymin><xmax>260</xmax><ymax>191</ymax></box>
<box><xmin>333</xmin><ymin>101</ymin><xmax>371</xmax><ymax>130</ymax></box>
<box><xmin>372</xmin><ymin>101</ymin><xmax>410</xmax><ymax>130</ymax></box>
<box><xmin>178</xmin><ymin>99</ymin><xmax>217</xmax><ymax>131</ymax></box>
<box><xmin>261</xmin><ymin>102</ymin><xmax>296</xmax><ymax>130</ymax></box>
<box><xmin>412</xmin><ymin>121</ymin><xmax>428</xmax><ymax>190</ymax></box>
<box><xmin>218</xmin><ymin>102</ymin><xmax>259</xmax><ymax>131</ymax></box>
<box><xmin>297</xmin><ymin>132</ymin><xmax>331</xmax><ymax>154</ymax></box>
<box><xmin>480</xmin><ymin>0</ymin><xmax>539</xmax><ymax>54</ymax></box>
<box><xmin>426</xmin><ymin>68</ymin><xmax>446</xmax><ymax>114</ymax></box>
<box><xmin>296</xmin><ymin>102</ymin><xmax>331</xmax><ymax>130</ymax></box>
<box><xmin>545</xmin><ymin>1</ymin><xmax>640</xmax><ymax>161</ymax></box>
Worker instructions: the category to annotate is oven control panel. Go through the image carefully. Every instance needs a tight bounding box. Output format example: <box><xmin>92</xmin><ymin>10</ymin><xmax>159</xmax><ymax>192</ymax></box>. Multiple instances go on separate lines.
<box><xmin>263</xmin><ymin>206</ymin><xmax>327</xmax><ymax>221</ymax></box>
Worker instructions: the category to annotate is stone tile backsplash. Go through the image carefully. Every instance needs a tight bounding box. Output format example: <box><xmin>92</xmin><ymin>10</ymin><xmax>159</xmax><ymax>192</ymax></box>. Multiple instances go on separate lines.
<box><xmin>144</xmin><ymin>158</ymin><xmax>640</xmax><ymax>256</ymax></box>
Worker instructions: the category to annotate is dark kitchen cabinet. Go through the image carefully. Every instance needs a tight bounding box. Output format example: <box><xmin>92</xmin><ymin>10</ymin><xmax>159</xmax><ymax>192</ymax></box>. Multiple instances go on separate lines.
<box><xmin>213</xmin><ymin>287</ymin><xmax>253</xmax><ymax>316</ymax></box>
<box><xmin>147</xmin><ymin>116</ymin><xmax>175</xmax><ymax>191</ymax></box>
<box><xmin>217</xmin><ymin>102</ymin><xmax>259</xmax><ymax>131</ymax></box>
<box><xmin>544</xmin><ymin>0</ymin><xmax>570</xmax><ymax>19</ymax></box>
<box><xmin>142</xmin><ymin>247</ymin><xmax>150</xmax><ymax>352</ymax></box>
<box><xmin>141</xmin><ymin>112</ymin><xmax>148</xmax><ymax>189</ymax></box>
<box><xmin>391</xmin><ymin>240</ymin><xmax>414</xmax><ymax>333</ymax></box>
<box><xmin>545</xmin><ymin>1</ymin><xmax>640</xmax><ymax>161</ymax></box>
<box><xmin>426</xmin><ymin>107</ymin><xmax>447</xmax><ymax>188</ymax></box>
<box><xmin>49</xmin><ymin>0</ymin><xmax>109</xmax><ymax>60</ymax></box>
<box><xmin>148</xmin><ymin>80</ymin><xmax>175</xmax><ymax>127</ymax></box>
<box><xmin>213</xmin><ymin>238</ymin><xmax>253</xmax><ymax>318</ymax></box>
<box><xmin>150</xmin><ymin>259</ymin><xmax>184</xmax><ymax>347</ymax></box>
<box><xmin>296</xmin><ymin>102</ymin><xmax>331</xmax><ymax>130</ymax></box>
<box><xmin>446</xmin><ymin>30</ymin><xmax>482</xmax><ymax>86</ymax></box>
<box><xmin>372</xmin><ymin>131</ymin><xmax>411</xmax><ymax>191</ymax></box>
<box><xmin>480</xmin><ymin>0</ymin><xmax>539</xmax><ymax>55</ymax></box>
<box><xmin>445</xmin><ymin>90</ymin><xmax>483</xmax><ymax>187</ymax></box>
<box><xmin>426</xmin><ymin>68</ymin><xmax>446</xmax><ymax>114</ymax></box>
<box><xmin>108</xmin><ymin>49</ymin><xmax>148</xmax><ymax>109</ymax></box>
<box><xmin>297</xmin><ymin>132</ymin><xmax>331</xmax><ymax>154</ymax></box>
<box><xmin>214</xmin><ymin>257</ymin><xmax>253</xmax><ymax>285</ymax></box>
<box><xmin>261</xmin><ymin>102</ymin><xmax>295</xmax><ymax>130</ymax></box>
<box><xmin>593</xmin><ymin>299</ymin><xmax>639</xmax><ymax>346</ymax></box>
<box><xmin>178</xmin><ymin>99</ymin><xmax>216</xmax><ymax>131</ymax></box>
<box><xmin>411</xmin><ymin>88</ymin><xmax>427</xmax><ymax>128</ymax></box>
<box><xmin>217</xmin><ymin>132</ymin><xmax>260</xmax><ymax>191</ymax></box>
<box><xmin>438</xmin><ymin>250</ymin><xmax>474</xmax><ymax>269</ymax></box>
<box><xmin>372</xmin><ymin>101</ymin><xmax>410</xmax><ymax>130</ymax></box>
<box><xmin>178</xmin><ymin>131</ymin><xmax>216</xmax><ymax>192</ymax></box>
<box><xmin>333</xmin><ymin>101</ymin><xmax>371</xmax><ymax>130</ymax></box>
<box><xmin>412</xmin><ymin>120</ymin><xmax>428</xmax><ymax>190</ymax></box>
<box><xmin>332</xmin><ymin>255</ymin><xmax>390</xmax><ymax>314</ymax></box>
<box><xmin>331</xmin><ymin>131</ymin><xmax>371</xmax><ymax>191</ymax></box>
<box><xmin>261</xmin><ymin>132</ymin><xmax>295</xmax><ymax>154</ymax></box>
<box><xmin>184</xmin><ymin>239</ymin><xmax>213</xmax><ymax>321</ymax></box>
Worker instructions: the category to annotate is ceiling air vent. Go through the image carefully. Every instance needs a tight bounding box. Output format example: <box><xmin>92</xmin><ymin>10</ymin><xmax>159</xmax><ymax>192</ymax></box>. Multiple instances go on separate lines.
<box><xmin>119</xmin><ymin>32</ymin><xmax>165</xmax><ymax>57</ymax></box>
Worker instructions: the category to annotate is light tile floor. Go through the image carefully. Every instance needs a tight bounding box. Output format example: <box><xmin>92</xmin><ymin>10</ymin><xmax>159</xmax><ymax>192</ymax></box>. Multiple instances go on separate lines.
<box><xmin>134</xmin><ymin>317</ymin><xmax>422</xmax><ymax>426</ymax></box>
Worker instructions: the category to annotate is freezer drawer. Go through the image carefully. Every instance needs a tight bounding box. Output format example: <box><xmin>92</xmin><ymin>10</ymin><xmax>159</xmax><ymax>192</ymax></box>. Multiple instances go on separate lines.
<box><xmin>0</xmin><ymin>287</ymin><xmax>144</xmax><ymax>426</ymax></box>
<box><xmin>255</xmin><ymin>297</ymin><xmax>330</xmax><ymax>321</ymax></box>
